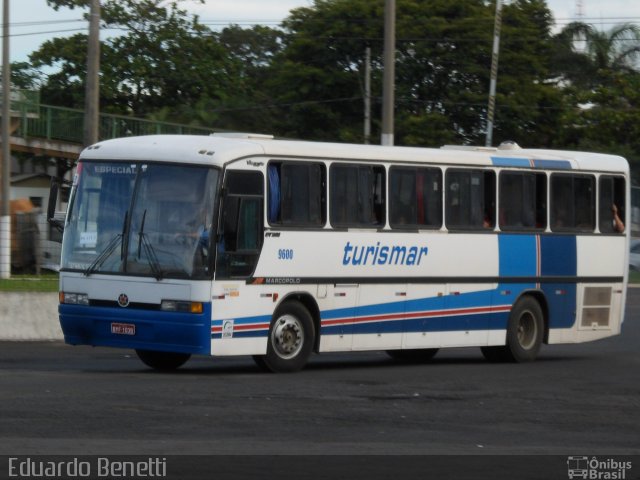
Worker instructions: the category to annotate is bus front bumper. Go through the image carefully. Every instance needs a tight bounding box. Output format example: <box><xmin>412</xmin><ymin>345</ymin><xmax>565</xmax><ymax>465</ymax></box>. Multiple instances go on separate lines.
<box><xmin>58</xmin><ymin>303</ymin><xmax>212</xmax><ymax>355</ymax></box>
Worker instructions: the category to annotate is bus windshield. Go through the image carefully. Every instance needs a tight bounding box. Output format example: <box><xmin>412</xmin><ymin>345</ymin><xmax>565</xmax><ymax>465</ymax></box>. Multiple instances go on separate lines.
<box><xmin>61</xmin><ymin>161</ymin><xmax>219</xmax><ymax>279</ymax></box>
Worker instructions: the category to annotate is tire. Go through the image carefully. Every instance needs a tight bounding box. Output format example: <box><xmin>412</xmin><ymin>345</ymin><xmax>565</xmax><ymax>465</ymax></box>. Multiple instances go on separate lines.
<box><xmin>135</xmin><ymin>349</ymin><xmax>191</xmax><ymax>371</ymax></box>
<box><xmin>252</xmin><ymin>300</ymin><xmax>315</xmax><ymax>373</ymax></box>
<box><xmin>506</xmin><ymin>296</ymin><xmax>544</xmax><ymax>362</ymax></box>
<box><xmin>482</xmin><ymin>296</ymin><xmax>544</xmax><ymax>363</ymax></box>
<box><xmin>386</xmin><ymin>348</ymin><xmax>439</xmax><ymax>362</ymax></box>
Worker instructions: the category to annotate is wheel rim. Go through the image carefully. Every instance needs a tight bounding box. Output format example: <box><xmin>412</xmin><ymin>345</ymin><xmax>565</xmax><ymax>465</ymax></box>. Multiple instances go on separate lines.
<box><xmin>516</xmin><ymin>310</ymin><xmax>538</xmax><ymax>350</ymax></box>
<box><xmin>271</xmin><ymin>314</ymin><xmax>304</xmax><ymax>360</ymax></box>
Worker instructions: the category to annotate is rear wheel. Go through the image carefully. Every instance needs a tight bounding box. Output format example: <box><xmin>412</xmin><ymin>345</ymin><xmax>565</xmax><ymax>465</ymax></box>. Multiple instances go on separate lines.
<box><xmin>135</xmin><ymin>350</ymin><xmax>191</xmax><ymax>371</ymax></box>
<box><xmin>386</xmin><ymin>348</ymin><xmax>439</xmax><ymax>362</ymax></box>
<box><xmin>481</xmin><ymin>296</ymin><xmax>544</xmax><ymax>363</ymax></box>
<box><xmin>253</xmin><ymin>300</ymin><xmax>315</xmax><ymax>373</ymax></box>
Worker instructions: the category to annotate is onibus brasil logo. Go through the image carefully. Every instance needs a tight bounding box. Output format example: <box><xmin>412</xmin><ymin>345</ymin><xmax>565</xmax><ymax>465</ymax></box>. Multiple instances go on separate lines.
<box><xmin>567</xmin><ymin>456</ymin><xmax>632</xmax><ymax>479</ymax></box>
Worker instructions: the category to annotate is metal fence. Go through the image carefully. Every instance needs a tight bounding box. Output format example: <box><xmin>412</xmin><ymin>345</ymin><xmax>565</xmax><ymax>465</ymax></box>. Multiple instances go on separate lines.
<box><xmin>15</xmin><ymin>102</ymin><xmax>217</xmax><ymax>144</ymax></box>
<box><xmin>0</xmin><ymin>212</ymin><xmax>59</xmax><ymax>292</ymax></box>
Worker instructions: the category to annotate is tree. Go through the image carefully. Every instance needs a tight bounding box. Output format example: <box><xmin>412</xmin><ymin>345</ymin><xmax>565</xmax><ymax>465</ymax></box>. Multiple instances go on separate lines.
<box><xmin>266</xmin><ymin>0</ymin><xmax>560</xmax><ymax>146</ymax></box>
<box><xmin>552</xmin><ymin>22</ymin><xmax>640</xmax><ymax>88</ymax></box>
<box><xmin>35</xmin><ymin>0</ymin><xmax>240</xmax><ymax>123</ymax></box>
<box><xmin>263</xmin><ymin>0</ymin><xmax>383</xmax><ymax>142</ymax></box>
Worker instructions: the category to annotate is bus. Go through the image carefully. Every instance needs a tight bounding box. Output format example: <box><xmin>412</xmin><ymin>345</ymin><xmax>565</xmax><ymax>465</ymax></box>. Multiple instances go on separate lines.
<box><xmin>50</xmin><ymin>134</ymin><xmax>629</xmax><ymax>372</ymax></box>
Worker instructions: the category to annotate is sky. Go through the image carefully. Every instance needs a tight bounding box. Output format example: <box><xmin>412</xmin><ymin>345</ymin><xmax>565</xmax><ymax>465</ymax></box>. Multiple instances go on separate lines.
<box><xmin>3</xmin><ymin>0</ymin><xmax>640</xmax><ymax>63</ymax></box>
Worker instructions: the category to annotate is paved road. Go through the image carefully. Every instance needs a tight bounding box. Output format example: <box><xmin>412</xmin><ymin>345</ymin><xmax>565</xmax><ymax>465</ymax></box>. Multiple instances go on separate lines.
<box><xmin>1</xmin><ymin>291</ymin><xmax>639</xmax><ymax>457</ymax></box>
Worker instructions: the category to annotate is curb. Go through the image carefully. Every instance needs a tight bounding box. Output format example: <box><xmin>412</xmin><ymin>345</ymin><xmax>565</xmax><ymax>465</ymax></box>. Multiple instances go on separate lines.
<box><xmin>0</xmin><ymin>292</ymin><xmax>62</xmax><ymax>340</ymax></box>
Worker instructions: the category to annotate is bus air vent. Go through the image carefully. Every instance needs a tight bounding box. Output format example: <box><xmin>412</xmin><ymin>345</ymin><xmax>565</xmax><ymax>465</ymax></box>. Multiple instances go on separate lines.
<box><xmin>581</xmin><ymin>287</ymin><xmax>612</xmax><ymax>328</ymax></box>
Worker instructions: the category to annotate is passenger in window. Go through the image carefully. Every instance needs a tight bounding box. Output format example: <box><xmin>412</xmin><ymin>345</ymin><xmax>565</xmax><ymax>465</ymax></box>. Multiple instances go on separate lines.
<box><xmin>553</xmin><ymin>205</ymin><xmax>570</xmax><ymax>229</ymax></box>
<box><xmin>612</xmin><ymin>204</ymin><xmax>625</xmax><ymax>233</ymax></box>
<box><xmin>483</xmin><ymin>210</ymin><xmax>493</xmax><ymax>229</ymax></box>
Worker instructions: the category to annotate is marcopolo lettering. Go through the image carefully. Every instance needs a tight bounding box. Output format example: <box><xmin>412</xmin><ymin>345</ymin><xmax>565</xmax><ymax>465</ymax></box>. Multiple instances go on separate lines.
<box><xmin>342</xmin><ymin>241</ymin><xmax>428</xmax><ymax>266</ymax></box>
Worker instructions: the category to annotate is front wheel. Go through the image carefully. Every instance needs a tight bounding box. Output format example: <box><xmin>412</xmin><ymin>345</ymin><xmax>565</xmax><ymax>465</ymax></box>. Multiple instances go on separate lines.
<box><xmin>253</xmin><ymin>300</ymin><xmax>315</xmax><ymax>373</ymax></box>
<box><xmin>135</xmin><ymin>349</ymin><xmax>191</xmax><ymax>371</ymax></box>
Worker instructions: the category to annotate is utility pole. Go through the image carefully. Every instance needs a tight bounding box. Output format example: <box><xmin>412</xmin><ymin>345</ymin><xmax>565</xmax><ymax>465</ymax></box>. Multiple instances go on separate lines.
<box><xmin>485</xmin><ymin>0</ymin><xmax>503</xmax><ymax>147</ymax></box>
<box><xmin>1</xmin><ymin>0</ymin><xmax>10</xmax><ymax>280</ymax></box>
<box><xmin>364</xmin><ymin>46</ymin><xmax>371</xmax><ymax>144</ymax></box>
<box><xmin>83</xmin><ymin>0</ymin><xmax>100</xmax><ymax>147</ymax></box>
<box><xmin>381</xmin><ymin>0</ymin><xmax>395</xmax><ymax>146</ymax></box>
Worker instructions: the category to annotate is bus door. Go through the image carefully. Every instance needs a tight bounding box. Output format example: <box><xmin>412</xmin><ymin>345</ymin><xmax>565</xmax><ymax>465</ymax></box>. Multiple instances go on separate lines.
<box><xmin>212</xmin><ymin>169</ymin><xmax>264</xmax><ymax>355</ymax></box>
<box><xmin>403</xmin><ymin>283</ymin><xmax>446</xmax><ymax>349</ymax></box>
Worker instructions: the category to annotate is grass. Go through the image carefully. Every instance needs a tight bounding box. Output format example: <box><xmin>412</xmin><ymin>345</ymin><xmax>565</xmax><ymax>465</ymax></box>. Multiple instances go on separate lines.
<box><xmin>0</xmin><ymin>273</ymin><xmax>59</xmax><ymax>293</ymax></box>
<box><xmin>1</xmin><ymin>271</ymin><xmax>638</xmax><ymax>292</ymax></box>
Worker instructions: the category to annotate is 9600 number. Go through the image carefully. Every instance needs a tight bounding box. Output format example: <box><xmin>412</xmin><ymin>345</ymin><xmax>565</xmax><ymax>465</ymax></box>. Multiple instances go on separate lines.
<box><xmin>278</xmin><ymin>249</ymin><xmax>294</xmax><ymax>260</ymax></box>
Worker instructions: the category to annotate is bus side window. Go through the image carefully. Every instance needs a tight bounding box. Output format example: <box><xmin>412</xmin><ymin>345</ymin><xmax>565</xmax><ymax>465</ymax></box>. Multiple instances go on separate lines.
<box><xmin>445</xmin><ymin>169</ymin><xmax>495</xmax><ymax>230</ymax></box>
<box><xmin>599</xmin><ymin>176</ymin><xmax>625</xmax><ymax>234</ymax></box>
<box><xmin>499</xmin><ymin>171</ymin><xmax>546</xmax><ymax>230</ymax></box>
<box><xmin>330</xmin><ymin>164</ymin><xmax>385</xmax><ymax>228</ymax></box>
<box><xmin>217</xmin><ymin>171</ymin><xmax>264</xmax><ymax>278</ymax></box>
<box><xmin>268</xmin><ymin>161</ymin><xmax>326</xmax><ymax>227</ymax></box>
<box><xmin>389</xmin><ymin>166</ymin><xmax>442</xmax><ymax>229</ymax></box>
<box><xmin>551</xmin><ymin>174</ymin><xmax>595</xmax><ymax>232</ymax></box>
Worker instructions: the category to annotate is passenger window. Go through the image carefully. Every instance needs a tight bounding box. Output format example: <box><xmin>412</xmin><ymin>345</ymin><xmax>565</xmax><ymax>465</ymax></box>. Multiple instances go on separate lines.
<box><xmin>446</xmin><ymin>169</ymin><xmax>495</xmax><ymax>230</ymax></box>
<box><xmin>390</xmin><ymin>167</ymin><xmax>442</xmax><ymax>229</ymax></box>
<box><xmin>330</xmin><ymin>164</ymin><xmax>385</xmax><ymax>228</ymax></box>
<box><xmin>599</xmin><ymin>176</ymin><xmax>625</xmax><ymax>234</ymax></box>
<box><xmin>267</xmin><ymin>161</ymin><xmax>326</xmax><ymax>227</ymax></box>
<box><xmin>216</xmin><ymin>171</ymin><xmax>263</xmax><ymax>278</ymax></box>
<box><xmin>550</xmin><ymin>174</ymin><xmax>595</xmax><ymax>232</ymax></box>
<box><xmin>499</xmin><ymin>172</ymin><xmax>546</xmax><ymax>230</ymax></box>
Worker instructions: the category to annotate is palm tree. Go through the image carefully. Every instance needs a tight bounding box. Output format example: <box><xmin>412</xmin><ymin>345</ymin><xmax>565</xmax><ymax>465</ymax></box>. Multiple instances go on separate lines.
<box><xmin>552</xmin><ymin>22</ymin><xmax>640</xmax><ymax>87</ymax></box>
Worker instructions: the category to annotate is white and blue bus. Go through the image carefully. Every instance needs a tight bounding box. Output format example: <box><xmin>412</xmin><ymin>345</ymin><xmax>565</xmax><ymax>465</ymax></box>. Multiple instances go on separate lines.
<box><xmin>52</xmin><ymin>134</ymin><xmax>629</xmax><ymax>372</ymax></box>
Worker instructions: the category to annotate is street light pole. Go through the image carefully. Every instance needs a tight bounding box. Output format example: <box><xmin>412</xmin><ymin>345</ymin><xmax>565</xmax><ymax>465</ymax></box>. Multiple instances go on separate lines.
<box><xmin>1</xmin><ymin>0</ymin><xmax>10</xmax><ymax>280</ymax></box>
<box><xmin>485</xmin><ymin>0</ymin><xmax>503</xmax><ymax>147</ymax></box>
<box><xmin>381</xmin><ymin>0</ymin><xmax>395</xmax><ymax>146</ymax></box>
<box><xmin>83</xmin><ymin>0</ymin><xmax>100</xmax><ymax>147</ymax></box>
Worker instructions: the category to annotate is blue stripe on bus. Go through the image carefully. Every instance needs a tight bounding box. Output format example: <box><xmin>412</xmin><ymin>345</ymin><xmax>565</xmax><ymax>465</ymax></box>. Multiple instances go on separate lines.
<box><xmin>540</xmin><ymin>235</ymin><xmax>577</xmax><ymax>277</ymax></box>
<box><xmin>533</xmin><ymin>159</ymin><xmax>572</xmax><ymax>170</ymax></box>
<box><xmin>498</xmin><ymin>235</ymin><xmax>538</xmax><ymax>277</ymax></box>
<box><xmin>491</xmin><ymin>156</ymin><xmax>532</xmax><ymax>168</ymax></box>
<box><xmin>491</xmin><ymin>157</ymin><xmax>572</xmax><ymax>170</ymax></box>
<box><xmin>60</xmin><ymin>303</ymin><xmax>212</xmax><ymax>355</ymax></box>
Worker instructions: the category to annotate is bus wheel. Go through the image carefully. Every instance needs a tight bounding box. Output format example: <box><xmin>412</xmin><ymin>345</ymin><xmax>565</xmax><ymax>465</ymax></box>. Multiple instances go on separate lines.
<box><xmin>506</xmin><ymin>296</ymin><xmax>544</xmax><ymax>362</ymax></box>
<box><xmin>135</xmin><ymin>350</ymin><xmax>191</xmax><ymax>371</ymax></box>
<box><xmin>386</xmin><ymin>348</ymin><xmax>439</xmax><ymax>362</ymax></box>
<box><xmin>253</xmin><ymin>301</ymin><xmax>315</xmax><ymax>373</ymax></box>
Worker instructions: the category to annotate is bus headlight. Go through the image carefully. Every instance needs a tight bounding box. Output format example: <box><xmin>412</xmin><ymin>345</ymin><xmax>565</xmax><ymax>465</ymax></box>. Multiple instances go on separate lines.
<box><xmin>161</xmin><ymin>300</ymin><xmax>203</xmax><ymax>314</ymax></box>
<box><xmin>60</xmin><ymin>292</ymin><xmax>89</xmax><ymax>305</ymax></box>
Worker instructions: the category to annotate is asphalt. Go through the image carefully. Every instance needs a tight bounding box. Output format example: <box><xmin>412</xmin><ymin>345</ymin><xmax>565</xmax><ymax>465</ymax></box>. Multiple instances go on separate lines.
<box><xmin>0</xmin><ymin>290</ymin><xmax>638</xmax><ymax>461</ymax></box>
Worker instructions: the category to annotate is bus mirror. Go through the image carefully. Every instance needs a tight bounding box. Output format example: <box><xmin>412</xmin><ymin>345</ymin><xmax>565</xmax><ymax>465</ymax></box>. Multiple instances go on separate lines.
<box><xmin>47</xmin><ymin>177</ymin><xmax>67</xmax><ymax>233</ymax></box>
<box><xmin>47</xmin><ymin>178</ymin><xmax>58</xmax><ymax>221</ymax></box>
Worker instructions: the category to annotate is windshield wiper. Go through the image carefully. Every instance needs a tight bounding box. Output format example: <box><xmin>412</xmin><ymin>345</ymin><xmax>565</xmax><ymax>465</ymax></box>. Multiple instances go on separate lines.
<box><xmin>137</xmin><ymin>209</ymin><xmax>163</xmax><ymax>281</ymax></box>
<box><xmin>84</xmin><ymin>210</ymin><xmax>128</xmax><ymax>276</ymax></box>
<box><xmin>84</xmin><ymin>233</ymin><xmax>122</xmax><ymax>276</ymax></box>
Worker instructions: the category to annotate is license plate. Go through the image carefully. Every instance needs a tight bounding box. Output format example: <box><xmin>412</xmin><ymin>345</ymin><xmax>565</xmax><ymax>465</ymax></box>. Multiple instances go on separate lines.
<box><xmin>111</xmin><ymin>322</ymin><xmax>136</xmax><ymax>335</ymax></box>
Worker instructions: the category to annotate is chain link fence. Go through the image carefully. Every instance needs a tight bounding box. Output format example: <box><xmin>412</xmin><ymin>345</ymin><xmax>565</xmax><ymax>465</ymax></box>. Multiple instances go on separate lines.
<box><xmin>0</xmin><ymin>210</ymin><xmax>59</xmax><ymax>292</ymax></box>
